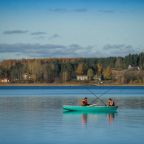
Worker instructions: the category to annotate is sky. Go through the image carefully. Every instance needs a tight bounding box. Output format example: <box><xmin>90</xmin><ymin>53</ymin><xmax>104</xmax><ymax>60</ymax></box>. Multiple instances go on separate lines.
<box><xmin>0</xmin><ymin>0</ymin><xmax>144</xmax><ymax>60</ymax></box>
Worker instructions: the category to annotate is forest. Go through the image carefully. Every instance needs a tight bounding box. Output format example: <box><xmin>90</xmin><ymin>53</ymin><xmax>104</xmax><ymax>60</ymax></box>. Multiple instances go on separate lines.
<box><xmin>0</xmin><ymin>52</ymin><xmax>144</xmax><ymax>84</ymax></box>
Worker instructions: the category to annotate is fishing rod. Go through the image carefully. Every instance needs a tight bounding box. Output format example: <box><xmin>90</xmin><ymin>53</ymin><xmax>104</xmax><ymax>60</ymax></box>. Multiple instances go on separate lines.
<box><xmin>87</xmin><ymin>89</ymin><xmax>106</xmax><ymax>105</ymax></box>
<box><xmin>87</xmin><ymin>87</ymin><xmax>112</xmax><ymax>106</ymax></box>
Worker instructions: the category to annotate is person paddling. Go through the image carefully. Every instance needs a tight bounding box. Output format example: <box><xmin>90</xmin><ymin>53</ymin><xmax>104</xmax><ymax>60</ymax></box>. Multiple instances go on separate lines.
<box><xmin>107</xmin><ymin>98</ymin><xmax>115</xmax><ymax>106</ymax></box>
<box><xmin>81</xmin><ymin>97</ymin><xmax>89</xmax><ymax>106</ymax></box>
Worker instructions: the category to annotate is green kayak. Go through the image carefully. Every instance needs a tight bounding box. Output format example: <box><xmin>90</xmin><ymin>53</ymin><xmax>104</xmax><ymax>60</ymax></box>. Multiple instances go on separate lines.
<box><xmin>63</xmin><ymin>105</ymin><xmax>118</xmax><ymax>112</ymax></box>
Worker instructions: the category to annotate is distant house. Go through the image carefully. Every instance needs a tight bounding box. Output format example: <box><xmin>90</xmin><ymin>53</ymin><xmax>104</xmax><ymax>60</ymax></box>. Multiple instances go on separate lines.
<box><xmin>0</xmin><ymin>78</ymin><xmax>10</xmax><ymax>83</ymax></box>
<box><xmin>23</xmin><ymin>73</ymin><xmax>32</xmax><ymax>80</ymax></box>
<box><xmin>128</xmin><ymin>65</ymin><xmax>140</xmax><ymax>71</ymax></box>
<box><xmin>77</xmin><ymin>75</ymin><xmax>88</xmax><ymax>81</ymax></box>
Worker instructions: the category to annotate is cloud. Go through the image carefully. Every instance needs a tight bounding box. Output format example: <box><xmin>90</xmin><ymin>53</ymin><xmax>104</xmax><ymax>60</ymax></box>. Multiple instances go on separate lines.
<box><xmin>103</xmin><ymin>44</ymin><xmax>142</xmax><ymax>56</ymax></box>
<box><xmin>98</xmin><ymin>10</ymin><xmax>115</xmax><ymax>14</ymax></box>
<box><xmin>74</xmin><ymin>8</ymin><xmax>88</xmax><ymax>13</ymax></box>
<box><xmin>33</xmin><ymin>36</ymin><xmax>46</xmax><ymax>40</ymax></box>
<box><xmin>3</xmin><ymin>30</ymin><xmax>28</xmax><ymax>35</ymax></box>
<box><xmin>31</xmin><ymin>32</ymin><xmax>47</xmax><ymax>35</ymax></box>
<box><xmin>31</xmin><ymin>32</ymin><xmax>47</xmax><ymax>40</ymax></box>
<box><xmin>48</xmin><ymin>8</ymin><xmax>67</xmax><ymax>13</ymax></box>
<box><xmin>31</xmin><ymin>32</ymin><xmax>60</xmax><ymax>40</ymax></box>
<box><xmin>0</xmin><ymin>43</ymin><xmax>143</xmax><ymax>60</ymax></box>
<box><xmin>0</xmin><ymin>43</ymin><xmax>96</xmax><ymax>59</ymax></box>
<box><xmin>47</xmin><ymin>8</ymin><xmax>88</xmax><ymax>13</ymax></box>
<box><xmin>49</xmin><ymin>34</ymin><xmax>60</xmax><ymax>40</ymax></box>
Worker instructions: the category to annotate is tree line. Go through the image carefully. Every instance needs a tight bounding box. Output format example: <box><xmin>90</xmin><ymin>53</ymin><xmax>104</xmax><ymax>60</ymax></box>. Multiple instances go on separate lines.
<box><xmin>0</xmin><ymin>52</ymin><xmax>144</xmax><ymax>84</ymax></box>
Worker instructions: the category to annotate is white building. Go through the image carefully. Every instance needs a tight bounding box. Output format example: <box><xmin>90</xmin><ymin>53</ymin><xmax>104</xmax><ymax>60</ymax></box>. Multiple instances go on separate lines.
<box><xmin>0</xmin><ymin>78</ymin><xmax>10</xmax><ymax>83</ymax></box>
<box><xmin>128</xmin><ymin>65</ymin><xmax>141</xmax><ymax>71</ymax></box>
<box><xmin>77</xmin><ymin>75</ymin><xmax>88</xmax><ymax>81</ymax></box>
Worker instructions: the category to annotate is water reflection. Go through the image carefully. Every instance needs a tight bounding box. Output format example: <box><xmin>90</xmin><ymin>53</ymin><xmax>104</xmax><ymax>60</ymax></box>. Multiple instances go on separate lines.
<box><xmin>63</xmin><ymin>111</ymin><xmax>117</xmax><ymax>126</ymax></box>
<box><xmin>107</xmin><ymin>113</ymin><xmax>115</xmax><ymax>124</ymax></box>
<box><xmin>82</xmin><ymin>114</ymin><xmax>88</xmax><ymax>125</ymax></box>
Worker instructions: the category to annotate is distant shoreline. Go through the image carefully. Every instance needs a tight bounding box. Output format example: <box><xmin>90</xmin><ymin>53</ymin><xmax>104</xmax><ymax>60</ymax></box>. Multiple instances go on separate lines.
<box><xmin>0</xmin><ymin>82</ymin><xmax>143</xmax><ymax>87</ymax></box>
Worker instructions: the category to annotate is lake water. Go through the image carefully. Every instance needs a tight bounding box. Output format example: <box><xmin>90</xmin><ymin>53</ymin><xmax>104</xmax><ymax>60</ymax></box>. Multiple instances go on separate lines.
<box><xmin>0</xmin><ymin>86</ymin><xmax>144</xmax><ymax>144</ymax></box>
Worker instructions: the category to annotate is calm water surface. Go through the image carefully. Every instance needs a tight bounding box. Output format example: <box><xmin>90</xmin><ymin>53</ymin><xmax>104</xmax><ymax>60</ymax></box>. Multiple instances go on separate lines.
<box><xmin>0</xmin><ymin>86</ymin><xmax>144</xmax><ymax>144</ymax></box>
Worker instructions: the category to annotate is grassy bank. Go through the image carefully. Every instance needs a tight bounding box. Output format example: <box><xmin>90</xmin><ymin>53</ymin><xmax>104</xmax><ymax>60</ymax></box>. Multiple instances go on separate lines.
<box><xmin>0</xmin><ymin>82</ymin><xmax>144</xmax><ymax>86</ymax></box>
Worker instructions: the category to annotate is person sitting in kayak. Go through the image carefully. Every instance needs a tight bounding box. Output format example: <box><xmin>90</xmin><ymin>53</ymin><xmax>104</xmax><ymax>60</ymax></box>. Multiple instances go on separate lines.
<box><xmin>81</xmin><ymin>97</ymin><xmax>89</xmax><ymax>106</ymax></box>
<box><xmin>107</xmin><ymin>98</ymin><xmax>115</xmax><ymax>106</ymax></box>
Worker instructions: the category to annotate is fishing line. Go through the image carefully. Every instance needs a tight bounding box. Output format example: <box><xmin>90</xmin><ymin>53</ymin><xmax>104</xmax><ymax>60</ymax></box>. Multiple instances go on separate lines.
<box><xmin>87</xmin><ymin>87</ymin><xmax>113</xmax><ymax>105</ymax></box>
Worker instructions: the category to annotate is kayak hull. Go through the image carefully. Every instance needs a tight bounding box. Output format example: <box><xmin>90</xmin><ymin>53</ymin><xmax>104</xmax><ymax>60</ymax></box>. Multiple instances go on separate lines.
<box><xmin>63</xmin><ymin>105</ymin><xmax>118</xmax><ymax>112</ymax></box>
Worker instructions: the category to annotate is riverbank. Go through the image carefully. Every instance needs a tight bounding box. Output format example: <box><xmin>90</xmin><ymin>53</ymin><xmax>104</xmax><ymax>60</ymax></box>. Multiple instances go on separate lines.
<box><xmin>0</xmin><ymin>82</ymin><xmax>143</xmax><ymax>86</ymax></box>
